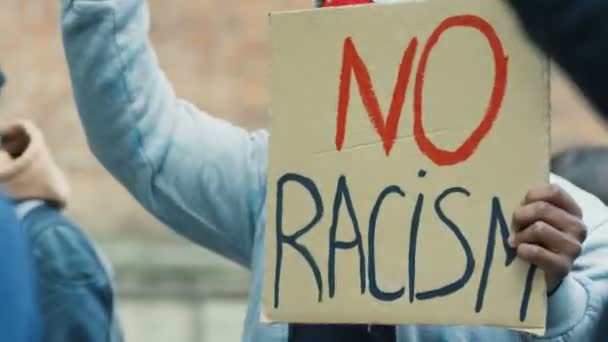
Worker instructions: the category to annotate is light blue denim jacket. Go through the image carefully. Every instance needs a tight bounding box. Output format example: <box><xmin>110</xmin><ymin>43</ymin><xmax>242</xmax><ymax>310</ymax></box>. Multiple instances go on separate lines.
<box><xmin>59</xmin><ymin>0</ymin><xmax>608</xmax><ymax>340</ymax></box>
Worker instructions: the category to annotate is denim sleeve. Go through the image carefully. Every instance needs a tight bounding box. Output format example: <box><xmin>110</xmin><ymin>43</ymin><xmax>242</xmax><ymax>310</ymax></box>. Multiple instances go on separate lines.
<box><xmin>59</xmin><ymin>0</ymin><xmax>268</xmax><ymax>267</ymax></box>
<box><xmin>31</xmin><ymin>224</ymin><xmax>118</xmax><ymax>342</ymax></box>
<box><xmin>508</xmin><ymin>0</ymin><xmax>608</xmax><ymax>116</ymax></box>
<box><xmin>39</xmin><ymin>286</ymin><xmax>116</xmax><ymax>342</ymax></box>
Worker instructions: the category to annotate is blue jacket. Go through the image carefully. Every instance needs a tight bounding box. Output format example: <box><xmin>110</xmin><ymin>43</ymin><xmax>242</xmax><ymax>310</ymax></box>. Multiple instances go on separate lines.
<box><xmin>59</xmin><ymin>0</ymin><xmax>608</xmax><ymax>340</ymax></box>
<box><xmin>16</xmin><ymin>200</ymin><xmax>123</xmax><ymax>342</ymax></box>
<box><xmin>0</xmin><ymin>194</ymin><xmax>42</xmax><ymax>342</ymax></box>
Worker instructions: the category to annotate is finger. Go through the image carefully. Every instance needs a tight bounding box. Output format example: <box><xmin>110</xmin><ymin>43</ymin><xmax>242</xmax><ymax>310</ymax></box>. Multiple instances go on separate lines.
<box><xmin>512</xmin><ymin>201</ymin><xmax>585</xmax><ymax>239</ymax></box>
<box><xmin>517</xmin><ymin>243</ymin><xmax>571</xmax><ymax>280</ymax></box>
<box><xmin>522</xmin><ymin>184</ymin><xmax>582</xmax><ymax>218</ymax></box>
<box><xmin>510</xmin><ymin>222</ymin><xmax>583</xmax><ymax>257</ymax></box>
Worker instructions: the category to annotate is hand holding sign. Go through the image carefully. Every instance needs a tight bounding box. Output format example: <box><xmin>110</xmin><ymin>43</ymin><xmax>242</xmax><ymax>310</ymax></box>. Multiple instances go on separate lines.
<box><xmin>510</xmin><ymin>184</ymin><xmax>587</xmax><ymax>294</ymax></box>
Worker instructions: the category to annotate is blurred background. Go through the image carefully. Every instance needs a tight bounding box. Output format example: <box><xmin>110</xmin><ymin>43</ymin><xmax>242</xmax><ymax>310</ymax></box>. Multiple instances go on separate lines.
<box><xmin>1</xmin><ymin>0</ymin><xmax>607</xmax><ymax>341</ymax></box>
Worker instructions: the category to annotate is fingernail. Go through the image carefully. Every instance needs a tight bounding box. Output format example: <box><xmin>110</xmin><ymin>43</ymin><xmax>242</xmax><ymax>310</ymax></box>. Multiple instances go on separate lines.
<box><xmin>508</xmin><ymin>234</ymin><xmax>515</xmax><ymax>248</ymax></box>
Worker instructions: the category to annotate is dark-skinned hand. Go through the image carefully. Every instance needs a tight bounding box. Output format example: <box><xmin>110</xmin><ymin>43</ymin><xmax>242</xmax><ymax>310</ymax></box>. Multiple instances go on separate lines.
<box><xmin>509</xmin><ymin>184</ymin><xmax>587</xmax><ymax>294</ymax></box>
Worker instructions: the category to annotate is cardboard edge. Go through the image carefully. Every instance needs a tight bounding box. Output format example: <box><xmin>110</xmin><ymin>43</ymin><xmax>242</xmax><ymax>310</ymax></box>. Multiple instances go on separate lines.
<box><xmin>509</xmin><ymin>326</ymin><xmax>546</xmax><ymax>336</ymax></box>
<box><xmin>538</xmin><ymin>50</ymin><xmax>552</xmax><ymax>337</ymax></box>
<box><xmin>258</xmin><ymin>312</ymin><xmax>546</xmax><ymax>336</ymax></box>
<box><xmin>546</xmin><ymin>60</ymin><xmax>552</xmax><ymax>183</ymax></box>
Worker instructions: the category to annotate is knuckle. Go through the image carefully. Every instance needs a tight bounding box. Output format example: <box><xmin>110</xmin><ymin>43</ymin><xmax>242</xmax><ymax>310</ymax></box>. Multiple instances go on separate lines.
<box><xmin>533</xmin><ymin>222</ymin><xmax>547</xmax><ymax>237</ymax></box>
<box><xmin>534</xmin><ymin>201</ymin><xmax>550</xmax><ymax>216</ymax></box>
<box><xmin>512</xmin><ymin>209</ymin><xmax>522</xmax><ymax>224</ymax></box>
<box><xmin>524</xmin><ymin>188</ymin><xmax>538</xmax><ymax>203</ymax></box>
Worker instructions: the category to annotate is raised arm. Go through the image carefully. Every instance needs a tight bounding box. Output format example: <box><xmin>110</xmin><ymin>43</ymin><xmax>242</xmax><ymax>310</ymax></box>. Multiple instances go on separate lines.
<box><xmin>60</xmin><ymin>0</ymin><xmax>268</xmax><ymax>267</ymax></box>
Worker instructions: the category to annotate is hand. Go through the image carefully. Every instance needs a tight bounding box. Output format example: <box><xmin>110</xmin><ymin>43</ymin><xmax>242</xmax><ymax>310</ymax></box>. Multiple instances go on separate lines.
<box><xmin>509</xmin><ymin>184</ymin><xmax>587</xmax><ymax>294</ymax></box>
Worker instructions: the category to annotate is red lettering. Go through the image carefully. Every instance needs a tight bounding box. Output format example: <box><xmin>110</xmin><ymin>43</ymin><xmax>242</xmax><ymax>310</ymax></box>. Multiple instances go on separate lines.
<box><xmin>413</xmin><ymin>15</ymin><xmax>508</xmax><ymax>166</ymax></box>
<box><xmin>335</xmin><ymin>14</ymin><xmax>508</xmax><ymax>166</ymax></box>
<box><xmin>336</xmin><ymin>37</ymin><xmax>418</xmax><ymax>156</ymax></box>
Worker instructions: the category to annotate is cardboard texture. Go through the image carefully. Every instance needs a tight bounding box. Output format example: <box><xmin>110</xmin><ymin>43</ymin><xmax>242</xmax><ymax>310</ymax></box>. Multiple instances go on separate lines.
<box><xmin>264</xmin><ymin>0</ymin><xmax>549</xmax><ymax>334</ymax></box>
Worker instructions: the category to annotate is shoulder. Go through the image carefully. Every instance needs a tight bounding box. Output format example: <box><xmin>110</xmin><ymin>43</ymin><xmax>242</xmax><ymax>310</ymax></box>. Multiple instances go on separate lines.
<box><xmin>27</xmin><ymin>212</ymin><xmax>109</xmax><ymax>286</ymax></box>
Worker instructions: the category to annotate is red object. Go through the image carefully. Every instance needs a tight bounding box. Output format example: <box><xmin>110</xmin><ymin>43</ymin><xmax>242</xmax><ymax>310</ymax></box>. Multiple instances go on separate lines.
<box><xmin>336</xmin><ymin>37</ymin><xmax>418</xmax><ymax>156</ymax></box>
<box><xmin>335</xmin><ymin>14</ymin><xmax>509</xmax><ymax>167</ymax></box>
<box><xmin>322</xmin><ymin>0</ymin><xmax>373</xmax><ymax>7</ymax></box>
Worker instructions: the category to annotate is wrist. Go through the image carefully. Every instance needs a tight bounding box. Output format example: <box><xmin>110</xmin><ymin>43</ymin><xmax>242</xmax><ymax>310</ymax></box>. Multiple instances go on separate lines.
<box><xmin>547</xmin><ymin>279</ymin><xmax>563</xmax><ymax>297</ymax></box>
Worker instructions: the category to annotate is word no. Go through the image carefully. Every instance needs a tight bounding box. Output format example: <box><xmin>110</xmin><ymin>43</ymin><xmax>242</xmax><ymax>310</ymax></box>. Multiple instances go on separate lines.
<box><xmin>336</xmin><ymin>14</ymin><xmax>508</xmax><ymax>166</ymax></box>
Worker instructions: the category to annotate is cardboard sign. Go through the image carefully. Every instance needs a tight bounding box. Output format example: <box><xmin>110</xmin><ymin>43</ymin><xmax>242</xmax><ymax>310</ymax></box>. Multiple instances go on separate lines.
<box><xmin>264</xmin><ymin>0</ymin><xmax>549</xmax><ymax>333</ymax></box>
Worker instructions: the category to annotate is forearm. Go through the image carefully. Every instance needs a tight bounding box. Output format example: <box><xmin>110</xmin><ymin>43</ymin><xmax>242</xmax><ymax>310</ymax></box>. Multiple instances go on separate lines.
<box><xmin>60</xmin><ymin>0</ymin><xmax>268</xmax><ymax>266</ymax></box>
<box><xmin>61</xmin><ymin>0</ymin><xmax>171</xmax><ymax>187</ymax></box>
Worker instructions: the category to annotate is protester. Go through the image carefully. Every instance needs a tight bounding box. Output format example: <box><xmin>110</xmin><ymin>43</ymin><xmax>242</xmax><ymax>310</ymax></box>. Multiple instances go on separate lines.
<box><xmin>0</xmin><ymin>68</ymin><xmax>42</xmax><ymax>342</ymax></box>
<box><xmin>0</xmin><ymin>118</ymin><xmax>123</xmax><ymax>342</ymax></box>
<box><xmin>58</xmin><ymin>0</ymin><xmax>608</xmax><ymax>340</ymax></box>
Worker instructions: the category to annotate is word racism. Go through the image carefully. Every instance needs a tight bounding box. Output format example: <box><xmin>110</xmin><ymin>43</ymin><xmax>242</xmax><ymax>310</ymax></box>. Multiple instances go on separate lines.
<box><xmin>272</xmin><ymin>15</ymin><xmax>537</xmax><ymax>322</ymax></box>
